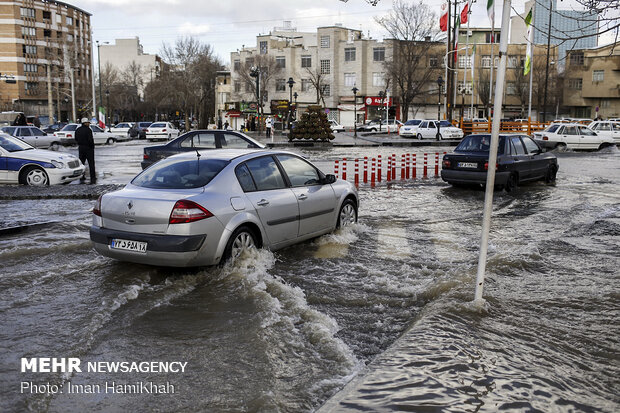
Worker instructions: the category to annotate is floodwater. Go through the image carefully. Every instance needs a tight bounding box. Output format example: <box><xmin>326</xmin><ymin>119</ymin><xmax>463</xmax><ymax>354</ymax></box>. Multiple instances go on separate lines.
<box><xmin>0</xmin><ymin>140</ymin><xmax>618</xmax><ymax>412</ymax></box>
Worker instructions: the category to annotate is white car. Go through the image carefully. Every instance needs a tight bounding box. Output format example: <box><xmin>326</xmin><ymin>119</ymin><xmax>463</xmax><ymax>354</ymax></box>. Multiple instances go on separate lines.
<box><xmin>398</xmin><ymin>119</ymin><xmax>423</xmax><ymax>137</ymax></box>
<box><xmin>380</xmin><ymin>119</ymin><xmax>403</xmax><ymax>133</ymax></box>
<box><xmin>532</xmin><ymin>123</ymin><xmax>615</xmax><ymax>150</ymax></box>
<box><xmin>415</xmin><ymin>120</ymin><xmax>464</xmax><ymax>140</ymax></box>
<box><xmin>55</xmin><ymin>124</ymin><xmax>120</xmax><ymax>146</ymax></box>
<box><xmin>1</xmin><ymin>126</ymin><xmax>61</xmax><ymax>149</ymax></box>
<box><xmin>107</xmin><ymin>122</ymin><xmax>134</xmax><ymax>141</ymax></box>
<box><xmin>0</xmin><ymin>133</ymin><xmax>85</xmax><ymax>185</ymax></box>
<box><xmin>329</xmin><ymin>120</ymin><xmax>345</xmax><ymax>133</ymax></box>
<box><xmin>587</xmin><ymin>121</ymin><xmax>620</xmax><ymax>144</ymax></box>
<box><xmin>146</xmin><ymin>122</ymin><xmax>179</xmax><ymax>141</ymax></box>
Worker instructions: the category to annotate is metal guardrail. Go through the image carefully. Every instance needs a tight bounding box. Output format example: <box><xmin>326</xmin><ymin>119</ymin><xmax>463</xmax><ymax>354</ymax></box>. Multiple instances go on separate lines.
<box><xmin>458</xmin><ymin>120</ymin><xmax>551</xmax><ymax>136</ymax></box>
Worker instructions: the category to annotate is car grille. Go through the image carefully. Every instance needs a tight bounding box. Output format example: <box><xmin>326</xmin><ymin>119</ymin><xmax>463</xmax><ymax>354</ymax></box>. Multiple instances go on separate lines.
<box><xmin>68</xmin><ymin>160</ymin><xmax>80</xmax><ymax>168</ymax></box>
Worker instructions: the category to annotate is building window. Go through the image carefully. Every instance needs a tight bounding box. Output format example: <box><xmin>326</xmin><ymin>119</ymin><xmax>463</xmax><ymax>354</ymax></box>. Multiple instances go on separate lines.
<box><xmin>322</xmin><ymin>84</ymin><xmax>331</xmax><ymax>97</ymax></box>
<box><xmin>506</xmin><ymin>82</ymin><xmax>517</xmax><ymax>95</ymax></box>
<box><xmin>20</xmin><ymin>7</ymin><xmax>36</xmax><ymax>18</ymax></box>
<box><xmin>372</xmin><ymin>72</ymin><xmax>386</xmax><ymax>87</ymax></box>
<box><xmin>429</xmin><ymin>56</ymin><xmax>438</xmax><ymax>67</ymax></box>
<box><xmin>21</xmin><ymin>26</ymin><xmax>36</xmax><ymax>37</ymax></box>
<box><xmin>301</xmin><ymin>55</ymin><xmax>311</xmax><ymax>68</ymax></box>
<box><xmin>592</xmin><ymin>70</ymin><xmax>604</xmax><ymax>82</ymax></box>
<box><xmin>234</xmin><ymin>81</ymin><xmax>241</xmax><ymax>93</ymax></box>
<box><xmin>344</xmin><ymin>73</ymin><xmax>356</xmax><ymax>87</ymax></box>
<box><xmin>233</xmin><ymin>60</ymin><xmax>240</xmax><ymax>71</ymax></box>
<box><xmin>485</xmin><ymin>33</ymin><xmax>500</xmax><ymax>43</ymax></box>
<box><xmin>458</xmin><ymin>55</ymin><xmax>471</xmax><ymax>68</ymax></box>
<box><xmin>320</xmin><ymin>59</ymin><xmax>330</xmax><ymax>74</ymax></box>
<box><xmin>457</xmin><ymin>81</ymin><xmax>473</xmax><ymax>95</ymax></box>
<box><xmin>259</xmin><ymin>41</ymin><xmax>268</xmax><ymax>54</ymax></box>
<box><xmin>42</xmin><ymin>11</ymin><xmax>51</xmax><ymax>20</ymax></box>
<box><xmin>301</xmin><ymin>79</ymin><xmax>312</xmax><ymax>92</ymax></box>
<box><xmin>25</xmin><ymin>82</ymin><xmax>39</xmax><ymax>94</ymax></box>
<box><xmin>373</xmin><ymin>47</ymin><xmax>385</xmax><ymax>62</ymax></box>
<box><xmin>507</xmin><ymin>56</ymin><xmax>518</xmax><ymax>68</ymax></box>
<box><xmin>23</xmin><ymin>45</ymin><xmax>37</xmax><ymax>55</ymax></box>
<box><xmin>24</xmin><ymin>64</ymin><xmax>38</xmax><ymax>73</ymax></box>
<box><xmin>570</xmin><ymin>52</ymin><xmax>584</xmax><ymax>66</ymax></box>
<box><xmin>245</xmin><ymin>57</ymin><xmax>254</xmax><ymax>66</ymax></box>
<box><xmin>568</xmin><ymin>78</ymin><xmax>582</xmax><ymax>89</ymax></box>
<box><xmin>481</xmin><ymin>55</ymin><xmax>491</xmax><ymax>68</ymax></box>
<box><xmin>67</xmin><ymin>34</ymin><xmax>73</xmax><ymax>42</ymax></box>
<box><xmin>66</xmin><ymin>16</ymin><xmax>73</xmax><ymax>25</ymax></box>
<box><xmin>344</xmin><ymin>47</ymin><xmax>356</xmax><ymax>62</ymax></box>
<box><xmin>276</xmin><ymin>79</ymin><xmax>286</xmax><ymax>92</ymax></box>
<box><xmin>320</xmin><ymin>35</ymin><xmax>330</xmax><ymax>48</ymax></box>
<box><xmin>276</xmin><ymin>56</ymin><xmax>285</xmax><ymax>69</ymax></box>
<box><xmin>245</xmin><ymin>82</ymin><xmax>252</xmax><ymax>93</ymax></box>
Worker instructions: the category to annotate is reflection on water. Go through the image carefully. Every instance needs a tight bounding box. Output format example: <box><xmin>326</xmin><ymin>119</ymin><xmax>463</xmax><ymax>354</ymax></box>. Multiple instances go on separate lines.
<box><xmin>0</xmin><ymin>149</ymin><xmax>618</xmax><ymax>412</ymax></box>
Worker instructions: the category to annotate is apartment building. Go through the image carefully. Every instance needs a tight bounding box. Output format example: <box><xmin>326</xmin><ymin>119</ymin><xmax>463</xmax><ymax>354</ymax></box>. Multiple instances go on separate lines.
<box><xmin>0</xmin><ymin>0</ymin><xmax>92</xmax><ymax>121</ymax></box>
<box><xmin>563</xmin><ymin>43</ymin><xmax>620</xmax><ymax>119</ymax></box>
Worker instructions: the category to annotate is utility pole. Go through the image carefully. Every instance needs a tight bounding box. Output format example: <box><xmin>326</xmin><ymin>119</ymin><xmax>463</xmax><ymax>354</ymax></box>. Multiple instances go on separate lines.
<box><xmin>47</xmin><ymin>64</ymin><xmax>54</xmax><ymax>123</ymax></box>
<box><xmin>70</xmin><ymin>68</ymin><xmax>76</xmax><ymax>123</ymax></box>
<box><xmin>543</xmin><ymin>0</ymin><xmax>553</xmax><ymax>123</ymax></box>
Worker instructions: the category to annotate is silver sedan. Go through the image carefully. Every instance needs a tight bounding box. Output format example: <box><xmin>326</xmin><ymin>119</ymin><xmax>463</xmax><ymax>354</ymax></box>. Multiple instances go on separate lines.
<box><xmin>90</xmin><ymin>149</ymin><xmax>359</xmax><ymax>267</ymax></box>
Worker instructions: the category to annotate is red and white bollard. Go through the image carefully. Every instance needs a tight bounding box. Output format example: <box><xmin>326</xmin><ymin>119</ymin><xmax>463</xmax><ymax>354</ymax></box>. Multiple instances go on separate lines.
<box><xmin>423</xmin><ymin>153</ymin><xmax>428</xmax><ymax>178</ymax></box>
<box><xmin>371</xmin><ymin>158</ymin><xmax>376</xmax><ymax>188</ymax></box>
<box><xmin>401</xmin><ymin>154</ymin><xmax>406</xmax><ymax>180</ymax></box>
<box><xmin>378</xmin><ymin>155</ymin><xmax>382</xmax><ymax>182</ymax></box>
<box><xmin>387</xmin><ymin>156</ymin><xmax>392</xmax><ymax>182</ymax></box>
<box><xmin>406</xmin><ymin>153</ymin><xmax>410</xmax><ymax>180</ymax></box>
<box><xmin>435</xmin><ymin>152</ymin><xmax>439</xmax><ymax>178</ymax></box>
<box><xmin>354</xmin><ymin>159</ymin><xmax>359</xmax><ymax>187</ymax></box>
<box><xmin>412</xmin><ymin>154</ymin><xmax>417</xmax><ymax>179</ymax></box>
<box><xmin>391</xmin><ymin>154</ymin><xmax>397</xmax><ymax>180</ymax></box>
<box><xmin>363</xmin><ymin>157</ymin><xmax>368</xmax><ymax>184</ymax></box>
<box><xmin>342</xmin><ymin>158</ymin><xmax>347</xmax><ymax>181</ymax></box>
<box><xmin>334</xmin><ymin>159</ymin><xmax>339</xmax><ymax>179</ymax></box>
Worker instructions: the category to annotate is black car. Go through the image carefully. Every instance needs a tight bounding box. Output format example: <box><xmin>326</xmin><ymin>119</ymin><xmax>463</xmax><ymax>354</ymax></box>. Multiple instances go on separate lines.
<box><xmin>42</xmin><ymin>122</ymin><xmax>67</xmax><ymax>134</ymax></box>
<box><xmin>441</xmin><ymin>134</ymin><xmax>558</xmax><ymax>191</ymax></box>
<box><xmin>141</xmin><ymin>129</ymin><xmax>266</xmax><ymax>169</ymax></box>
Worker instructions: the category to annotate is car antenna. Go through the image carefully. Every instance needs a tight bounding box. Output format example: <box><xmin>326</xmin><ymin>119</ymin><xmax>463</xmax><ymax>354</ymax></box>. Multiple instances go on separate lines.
<box><xmin>194</xmin><ymin>147</ymin><xmax>200</xmax><ymax>174</ymax></box>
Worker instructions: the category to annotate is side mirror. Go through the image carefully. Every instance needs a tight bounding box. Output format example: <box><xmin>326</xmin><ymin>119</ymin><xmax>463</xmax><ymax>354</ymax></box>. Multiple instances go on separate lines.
<box><xmin>323</xmin><ymin>174</ymin><xmax>336</xmax><ymax>184</ymax></box>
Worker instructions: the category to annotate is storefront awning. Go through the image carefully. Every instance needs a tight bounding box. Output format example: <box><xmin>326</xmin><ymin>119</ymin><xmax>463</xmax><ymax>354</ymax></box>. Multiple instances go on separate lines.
<box><xmin>337</xmin><ymin>104</ymin><xmax>365</xmax><ymax>111</ymax></box>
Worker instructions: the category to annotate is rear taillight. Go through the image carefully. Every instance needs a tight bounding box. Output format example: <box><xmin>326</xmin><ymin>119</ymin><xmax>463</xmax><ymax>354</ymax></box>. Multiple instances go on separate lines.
<box><xmin>93</xmin><ymin>195</ymin><xmax>102</xmax><ymax>216</ymax></box>
<box><xmin>162</xmin><ymin>129</ymin><xmax>167</xmax><ymax>132</ymax></box>
<box><xmin>169</xmin><ymin>200</ymin><xmax>213</xmax><ymax>224</ymax></box>
<box><xmin>442</xmin><ymin>159</ymin><xmax>451</xmax><ymax>168</ymax></box>
<box><xmin>67</xmin><ymin>134</ymin><xmax>72</xmax><ymax>138</ymax></box>
<box><xmin>143</xmin><ymin>153</ymin><xmax>149</xmax><ymax>160</ymax></box>
<box><xmin>542</xmin><ymin>136</ymin><xmax>548</xmax><ymax>140</ymax></box>
<box><xmin>484</xmin><ymin>162</ymin><xmax>499</xmax><ymax>171</ymax></box>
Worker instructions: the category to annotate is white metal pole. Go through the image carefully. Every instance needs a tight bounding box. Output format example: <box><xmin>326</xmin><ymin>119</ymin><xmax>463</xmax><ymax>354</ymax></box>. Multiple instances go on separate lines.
<box><xmin>444</xmin><ymin>10</ymin><xmax>449</xmax><ymax>118</ymax></box>
<box><xmin>471</xmin><ymin>43</ymin><xmax>475</xmax><ymax>118</ymax></box>
<box><xmin>91</xmin><ymin>32</ymin><xmax>97</xmax><ymax>119</ymax></box>
<box><xmin>474</xmin><ymin>0</ymin><xmax>512</xmax><ymax>304</ymax></box>
<box><xmin>464</xmin><ymin>8</ymin><xmax>470</xmax><ymax>118</ymax></box>
<box><xmin>70</xmin><ymin>68</ymin><xmax>76</xmax><ymax>123</ymax></box>
<box><xmin>488</xmin><ymin>14</ymin><xmax>495</xmax><ymax>119</ymax></box>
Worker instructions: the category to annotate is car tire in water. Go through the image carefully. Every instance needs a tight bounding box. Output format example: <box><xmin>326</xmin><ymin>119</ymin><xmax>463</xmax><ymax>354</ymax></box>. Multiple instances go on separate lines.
<box><xmin>598</xmin><ymin>143</ymin><xmax>612</xmax><ymax>151</ymax></box>
<box><xmin>49</xmin><ymin>142</ymin><xmax>61</xmax><ymax>151</ymax></box>
<box><xmin>505</xmin><ymin>172</ymin><xmax>518</xmax><ymax>192</ymax></box>
<box><xmin>222</xmin><ymin>225</ymin><xmax>258</xmax><ymax>264</ymax></box>
<box><xmin>20</xmin><ymin>166</ymin><xmax>49</xmax><ymax>186</ymax></box>
<box><xmin>417</xmin><ymin>133</ymin><xmax>423</xmax><ymax>140</ymax></box>
<box><xmin>337</xmin><ymin>199</ymin><xmax>358</xmax><ymax>228</ymax></box>
<box><xmin>545</xmin><ymin>165</ymin><xmax>557</xmax><ymax>184</ymax></box>
<box><xmin>106</xmin><ymin>137</ymin><xmax>116</xmax><ymax>145</ymax></box>
<box><xmin>555</xmin><ymin>143</ymin><xmax>567</xmax><ymax>152</ymax></box>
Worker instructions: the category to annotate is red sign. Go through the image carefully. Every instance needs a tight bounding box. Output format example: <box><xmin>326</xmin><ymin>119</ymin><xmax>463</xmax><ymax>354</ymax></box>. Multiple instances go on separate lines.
<box><xmin>365</xmin><ymin>96</ymin><xmax>393</xmax><ymax>106</ymax></box>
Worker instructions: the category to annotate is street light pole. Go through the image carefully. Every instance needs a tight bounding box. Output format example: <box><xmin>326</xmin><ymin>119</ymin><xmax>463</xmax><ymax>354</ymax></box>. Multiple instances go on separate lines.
<box><xmin>105</xmin><ymin>89</ymin><xmax>110</xmax><ymax>126</ymax></box>
<box><xmin>437</xmin><ymin>75</ymin><xmax>444</xmax><ymax>140</ymax></box>
<box><xmin>287</xmin><ymin>77</ymin><xmax>295</xmax><ymax>131</ymax></box>
<box><xmin>352</xmin><ymin>86</ymin><xmax>358</xmax><ymax>138</ymax></box>
<box><xmin>293</xmin><ymin>91</ymin><xmax>298</xmax><ymax>123</ymax></box>
<box><xmin>378</xmin><ymin>91</ymin><xmax>384</xmax><ymax>132</ymax></box>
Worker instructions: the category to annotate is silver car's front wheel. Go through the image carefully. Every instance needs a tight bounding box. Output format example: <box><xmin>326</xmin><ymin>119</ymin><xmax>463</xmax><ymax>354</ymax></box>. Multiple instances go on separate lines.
<box><xmin>337</xmin><ymin>200</ymin><xmax>357</xmax><ymax>228</ymax></box>
<box><xmin>222</xmin><ymin>226</ymin><xmax>258</xmax><ymax>264</ymax></box>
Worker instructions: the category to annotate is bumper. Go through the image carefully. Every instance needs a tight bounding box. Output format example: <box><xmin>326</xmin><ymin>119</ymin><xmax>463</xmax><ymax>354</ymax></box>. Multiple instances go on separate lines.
<box><xmin>90</xmin><ymin>226</ymin><xmax>214</xmax><ymax>267</ymax></box>
<box><xmin>60</xmin><ymin>138</ymin><xmax>76</xmax><ymax>146</ymax></box>
<box><xmin>441</xmin><ymin>169</ymin><xmax>510</xmax><ymax>186</ymax></box>
<box><xmin>48</xmin><ymin>166</ymin><xmax>86</xmax><ymax>184</ymax></box>
<box><xmin>146</xmin><ymin>133</ymin><xmax>168</xmax><ymax>141</ymax></box>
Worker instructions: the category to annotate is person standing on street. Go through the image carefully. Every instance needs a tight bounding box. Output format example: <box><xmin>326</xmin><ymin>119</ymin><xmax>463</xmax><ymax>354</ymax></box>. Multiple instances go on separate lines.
<box><xmin>33</xmin><ymin>115</ymin><xmax>41</xmax><ymax>128</ymax></box>
<box><xmin>75</xmin><ymin>117</ymin><xmax>96</xmax><ymax>184</ymax></box>
<box><xmin>266</xmin><ymin>116</ymin><xmax>272</xmax><ymax>139</ymax></box>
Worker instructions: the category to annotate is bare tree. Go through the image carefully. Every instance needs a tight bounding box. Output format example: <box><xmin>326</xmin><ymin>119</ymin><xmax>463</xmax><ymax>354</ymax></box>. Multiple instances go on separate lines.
<box><xmin>375</xmin><ymin>0</ymin><xmax>441</xmax><ymax>121</ymax></box>
<box><xmin>304</xmin><ymin>67</ymin><xmax>329</xmax><ymax>107</ymax></box>
<box><xmin>235</xmin><ymin>54</ymin><xmax>282</xmax><ymax>117</ymax></box>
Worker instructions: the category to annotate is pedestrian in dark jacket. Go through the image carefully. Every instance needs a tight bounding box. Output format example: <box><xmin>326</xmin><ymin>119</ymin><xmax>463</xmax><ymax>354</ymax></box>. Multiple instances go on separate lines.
<box><xmin>33</xmin><ymin>115</ymin><xmax>41</xmax><ymax>128</ymax></box>
<box><xmin>13</xmin><ymin>113</ymin><xmax>27</xmax><ymax>126</ymax></box>
<box><xmin>75</xmin><ymin>117</ymin><xmax>96</xmax><ymax>184</ymax></box>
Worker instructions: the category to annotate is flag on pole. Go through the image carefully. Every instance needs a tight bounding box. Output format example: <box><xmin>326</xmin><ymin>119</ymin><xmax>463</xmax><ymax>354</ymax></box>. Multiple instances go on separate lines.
<box><xmin>524</xmin><ymin>8</ymin><xmax>533</xmax><ymax>75</ymax></box>
<box><xmin>454</xmin><ymin>15</ymin><xmax>460</xmax><ymax>63</ymax></box>
<box><xmin>439</xmin><ymin>2</ymin><xmax>449</xmax><ymax>32</ymax></box>
<box><xmin>487</xmin><ymin>0</ymin><xmax>495</xmax><ymax>24</ymax></box>
<box><xmin>461</xmin><ymin>0</ymin><xmax>470</xmax><ymax>25</ymax></box>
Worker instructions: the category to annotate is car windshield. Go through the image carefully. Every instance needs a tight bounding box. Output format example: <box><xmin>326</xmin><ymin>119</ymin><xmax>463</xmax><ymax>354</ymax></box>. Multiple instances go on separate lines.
<box><xmin>439</xmin><ymin>120</ymin><xmax>453</xmax><ymax>127</ymax></box>
<box><xmin>455</xmin><ymin>135</ymin><xmax>506</xmax><ymax>154</ymax></box>
<box><xmin>0</xmin><ymin>134</ymin><xmax>34</xmax><ymax>152</ymax></box>
<box><xmin>131</xmin><ymin>157</ymin><xmax>229</xmax><ymax>189</ymax></box>
<box><xmin>61</xmin><ymin>124</ymin><xmax>78</xmax><ymax>131</ymax></box>
<box><xmin>150</xmin><ymin>123</ymin><xmax>166</xmax><ymax>128</ymax></box>
<box><xmin>404</xmin><ymin>120</ymin><xmax>421</xmax><ymax>125</ymax></box>
<box><xmin>545</xmin><ymin>124</ymin><xmax>561</xmax><ymax>133</ymax></box>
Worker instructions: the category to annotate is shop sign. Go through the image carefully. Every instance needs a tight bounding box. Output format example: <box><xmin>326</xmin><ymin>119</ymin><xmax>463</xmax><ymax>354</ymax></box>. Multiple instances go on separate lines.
<box><xmin>365</xmin><ymin>96</ymin><xmax>393</xmax><ymax>106</ymax></box>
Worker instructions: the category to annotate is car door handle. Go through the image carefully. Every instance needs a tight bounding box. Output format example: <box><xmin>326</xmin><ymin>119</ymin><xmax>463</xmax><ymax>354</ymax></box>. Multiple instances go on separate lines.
<box><xmin>256</xmin><ymin>199</ymin><xmax>269</xmax><ymax>206</ymax></box>
<box><xmin>297</xmin><ymin>194</ymin><xmax>308</xmax><ymax>200</ymax></box>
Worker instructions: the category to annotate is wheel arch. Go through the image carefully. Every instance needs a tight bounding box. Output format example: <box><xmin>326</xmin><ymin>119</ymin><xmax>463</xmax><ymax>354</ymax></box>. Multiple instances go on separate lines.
<box><xmin>18</xmin><ymin>162</ymin><xmax>50</xmax><ymax>184</ymax></box>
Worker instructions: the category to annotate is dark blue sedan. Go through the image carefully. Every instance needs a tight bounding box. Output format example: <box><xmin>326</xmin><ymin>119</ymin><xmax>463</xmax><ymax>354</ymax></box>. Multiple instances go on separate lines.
<box><xmin>441</xmin><ymin>134</ymin><xmax>558</xmax><ymax>191</ymax></box>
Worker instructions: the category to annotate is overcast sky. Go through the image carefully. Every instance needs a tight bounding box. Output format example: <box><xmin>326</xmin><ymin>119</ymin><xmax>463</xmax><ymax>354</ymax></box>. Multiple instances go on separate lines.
<box><xmin>71</xmin><ymin>0</ymin><xmax>600</xmax><ymax>66</ymax></box>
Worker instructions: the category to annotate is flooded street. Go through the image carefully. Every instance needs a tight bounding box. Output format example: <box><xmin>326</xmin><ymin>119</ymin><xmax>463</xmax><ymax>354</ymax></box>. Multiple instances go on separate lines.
<box><xmin>1</xmin><ymin>140</ymin><xmax>618</xmax><ymax>412</ymax></box>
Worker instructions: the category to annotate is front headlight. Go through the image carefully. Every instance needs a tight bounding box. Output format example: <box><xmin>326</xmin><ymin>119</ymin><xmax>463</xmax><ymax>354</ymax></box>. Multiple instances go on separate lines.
<box><xmin>51</xmin><ymin>160</ymin><xmax>65</xmax><ymax>169</ymax></box>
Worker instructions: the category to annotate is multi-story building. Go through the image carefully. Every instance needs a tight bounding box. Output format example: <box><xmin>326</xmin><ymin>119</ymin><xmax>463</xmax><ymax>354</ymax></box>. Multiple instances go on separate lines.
<box><xmin>563</xmin><ymin>43</ymin><xmax>620</xmax><ymax>119</ymax></box>
<box><xmin>98</xmin><ymin>37</ymin><xmax>162</xmax><ymax>98</ymax></box>
<box><xmin>0</xmin><ymin>0</ymin><xmax>92</xmax><ymax>122</ymax></box>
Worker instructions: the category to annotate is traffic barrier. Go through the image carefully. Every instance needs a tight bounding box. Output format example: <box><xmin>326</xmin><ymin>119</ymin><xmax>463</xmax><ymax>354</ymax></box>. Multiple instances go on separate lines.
<box><xmin>401</xmin><ymin>154</ymin><xmax>405</xmax><ymax>180</ymax></box>
<box><xmin>342</xmin><ymin>158</ymin><xmax>347</xmax><ymax>181</ymax></box>
<box><xmin>354</xmin><ymin>159</ymin><xmax>359</xmax><ymax>187</ymax></box>
<box><xmin>423</xmin><ymin>153</ymin><xmax>428</xmax><ymax>178</ymax></box>
<box><xmin>371</xmin><ymin>158</ymin><xmax>376</xmax><ymax>188</ymax></box>
<box><xmin>412</xmin><ymin>154</ymin><xmax>417</xmax><ymax>179</ymax></box>
<box><xmin>363</xmin><ymin>157</ymin><xmax>368</xmax><ymax>184</ymax></box>
<box><xmin>435</xmin><ymin>153</ymin><xmax>439</xmax><ymax>178</ymax></box>
<box><xmin>387</xmin><ymin>156</ymin><xmax>392</xmax><ymax>182</ymax></box>
<box><xmin>334</xmin><ymin>159</ymin><xmax>339</xmax><ymax>179</ymax></box>
<box><xmin>406</xmin><ymin>153</ymin><xmax>410</xmax><ymax>180</ymax></box>
<box><xmin>391</xmin><ymin>153</ymin><xmax>396</xmax><ymax>180</ymax></box>
<box><xmin>378</xmin><ymin>155</ymin><xmax>382</xmax><ymax>182</ymax></box>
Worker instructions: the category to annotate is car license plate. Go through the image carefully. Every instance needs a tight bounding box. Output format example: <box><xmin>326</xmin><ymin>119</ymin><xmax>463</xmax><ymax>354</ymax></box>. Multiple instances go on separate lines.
<box><xmin>110</xmin><ymin>239</ymin><xmax>147</xmax><ymax>253</ymax></box>
<box><xmin>458</xmin><ymin>162</ymin><xmax>478</xmax><ymax>168</ymax></box>
<box><xmin>71</xmin><ymin>169</ymin><xmax>82</xmax><ymax>177</ymax></box>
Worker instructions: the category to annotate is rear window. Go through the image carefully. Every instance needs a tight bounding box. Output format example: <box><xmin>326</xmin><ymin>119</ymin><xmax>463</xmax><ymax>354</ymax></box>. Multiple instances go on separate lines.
<box><xmin>61</xmin><ymin>124</ymin><xmax>78</xmax><ymax>131</ymax></box>
<box><xmin>150</xmin><ymin>123</ymin><xmax>166</xmax><ymax>128</ymax></box>
<box><xmin>139</xmin><ymin>122</ymin><xmax>152</xmax><ymax>128</ymax></box>
<box><xmin>455</xmin><ymin>135</ymin><xmax>506</xmax><ymax>154</ymax></box>
<box><xmin>131</xmin><ymin>157</ymin><xmax>228</xmax><ymax>189</ymax></box>
<box><xmin>404</xmin><ymin>120</ymin><xmax>421</xmax><ymax>126</ymax></box>
<box><xmin>545</xmin><ymin>124</ymin><xmax>560</xmax><ymax>133</ymax></box>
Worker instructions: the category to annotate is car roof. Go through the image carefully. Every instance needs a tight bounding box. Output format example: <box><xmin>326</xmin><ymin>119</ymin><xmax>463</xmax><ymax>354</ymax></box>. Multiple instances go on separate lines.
<box><xmin>168</xmin><ymin>148</ymin><xmax>295</xmax><ymax>163</ymax></box>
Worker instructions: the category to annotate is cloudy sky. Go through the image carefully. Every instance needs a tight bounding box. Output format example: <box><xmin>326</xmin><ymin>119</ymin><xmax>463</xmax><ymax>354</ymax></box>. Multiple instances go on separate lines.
<box><xmin>70</xmin><ymin>0</ymin><xmax>597</xmax><ymax>66</ymax></box>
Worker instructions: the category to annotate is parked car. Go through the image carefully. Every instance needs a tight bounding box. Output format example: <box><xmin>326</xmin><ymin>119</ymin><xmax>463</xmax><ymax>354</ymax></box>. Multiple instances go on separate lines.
<box><xmin>90</xmin><ymin>149</ymin><xmax>359</xmax><ymax>267</ymax></box>
<box><xmin>531</xmin><ymin>123</ymin><xmax>615</xmax><ymax>151</ymax></box>
<box><xmin>416</xmin><ymin>120</ymin><xmax>464</xmax><ymax>140</ymax></box>
<box><xmin>398</xmin><ymin>119</ymin><xmax>422</xmax><ymax>137</ymax></box>
<box><xmin>135</xmin><ymin>122</ymin><xmax>152</xmax><ymax>139</ymax></box>
<box><xmin>587</xmin><ymin>121</ymin><xmax>620</xmax><ymax>144</ymax></box>
<box><xmin>55</xmin><ymin>123</ymin><xmax>120</xmax><ymax>146</ymax></box>
<box><xmin>380</xmin><ymin>119</ymin><xmax>403</xmax><ymax>133</ymax></box>
<box><xmin>146</xmin><ymin>122</ymin><xmax>180</xmax><ymax>141</ymax></box>
<box><xmin>0</xmin><ymin>133</ymin><xmax>85</xmax><ymax>185</ymax></box>
<box><xmin>42</xmin><ymin>122</ymin><xmax>67</xmax><ymax>134</ymax></box>
<box><xmin>441</xmin><ymin>134</ymin><xmax>558</xmax><ymax>191</ymax></box>
<box><xmin>356</xmin><ymin>119</ymin><xmax>381</xmax><ymax>132</ymax></box>
<box><xmin>1</xmin><ymin>126</ymin><xmax>61</xmax><ymax>149</ymax></box>
<box><xmin>329</xmin><ymin>120</ymin><xmax>345</xmax><ymax>133</ymax></box>
<box><xmin>141</xmin><ymin>130</ymin><xmax>266</xmax><ymax>169</ymax></box>
<box><xmin>108</xmin><ymin>122</ymin><xmax>136</xmax><ymax>140</ymax></box>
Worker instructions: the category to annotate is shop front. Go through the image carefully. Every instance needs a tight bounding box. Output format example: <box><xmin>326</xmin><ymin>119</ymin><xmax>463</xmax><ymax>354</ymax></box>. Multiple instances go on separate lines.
<box><xmin>364</xmin><ymin>96</ymin><xmax>399</xmax><ymax>123</ymax></box>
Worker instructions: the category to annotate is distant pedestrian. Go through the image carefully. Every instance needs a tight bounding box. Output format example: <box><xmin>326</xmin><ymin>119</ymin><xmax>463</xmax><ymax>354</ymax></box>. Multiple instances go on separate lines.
<box><xmin>13</xmin><ymin>113</ymin><xmax>27</xmax><ymax>126</ymax></box>
<box><xmin>75</xmin><ymin>117</ymin><xmax>96</xmax><ymax>184</ymax></box>
<box><xmin>266</xmin><ymin>116</ymin><xmax>272</xmax><ymax>138</ymax></box>
<box><xmin>218</xmin><ymin>119</ymin><xmax>223</xmax><ymax>129</ymax></box>
<box><xmin>224</xmin><ymin>121</ymin><xmax>229</xmax><ymax>130</ymax></box>
<box><xmin>33</xmin><ymin>115</ymin><xmax>41</xmax><ymax>128</ymax></box>
<box><xmin>251</xmin><ymin>117</ymin><xmax>256</xmax><ymax>131</ymax></box>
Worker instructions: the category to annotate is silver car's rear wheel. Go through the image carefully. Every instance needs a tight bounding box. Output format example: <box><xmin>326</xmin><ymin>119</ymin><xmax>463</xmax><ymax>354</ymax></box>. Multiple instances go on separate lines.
<box><xmin>337</xmin><ymin>199</ymin><xmax>357</xmax><ymax>228</ymax></box>
<box><xmin>223</xmin><ymin>226</ymin><xmax>257</xmax><ymax>264</ymax></box>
